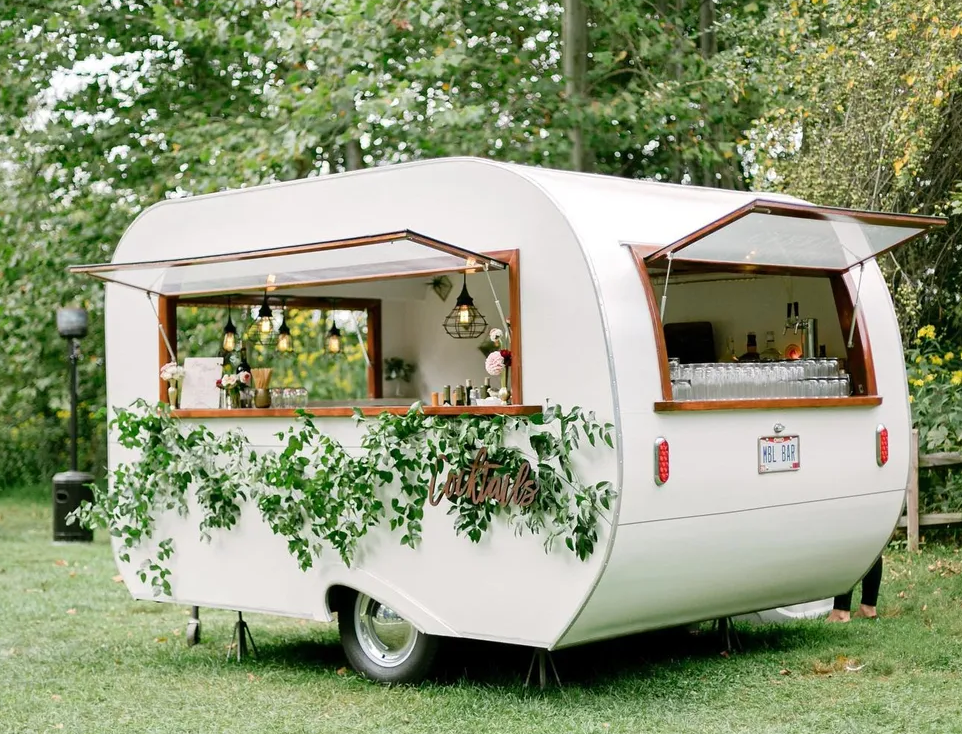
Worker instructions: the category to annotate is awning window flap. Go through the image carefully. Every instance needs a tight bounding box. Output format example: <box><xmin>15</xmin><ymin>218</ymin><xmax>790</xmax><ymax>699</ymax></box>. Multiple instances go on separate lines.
<box><xmin>69</xmin><ymin>230</ymin><xmax>508</xmax><ymax>297</ymax></box>
<box><xmin>643</xmin><ymin>201</ymin><xmax>946</xmax><ymax>273</ymax></box>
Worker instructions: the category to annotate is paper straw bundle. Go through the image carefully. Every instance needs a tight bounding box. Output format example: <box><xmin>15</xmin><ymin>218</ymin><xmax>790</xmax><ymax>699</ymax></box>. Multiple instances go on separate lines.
<box><xmin>252</xmin><ymin>367</ymin><xmax>273</xmax><ymax>390</ymax></box>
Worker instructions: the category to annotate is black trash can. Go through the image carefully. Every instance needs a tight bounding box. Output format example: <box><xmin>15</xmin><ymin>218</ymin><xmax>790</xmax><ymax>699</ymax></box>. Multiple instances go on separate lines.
<box><xmin>52</xmin><ymin>471</ymin><xmax>95</xmax><ymax>542</ymax></box>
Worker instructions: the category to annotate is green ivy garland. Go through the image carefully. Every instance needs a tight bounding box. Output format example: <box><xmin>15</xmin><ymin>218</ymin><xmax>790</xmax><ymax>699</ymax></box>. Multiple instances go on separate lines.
<box><xmin>73</xmin><ymin>401</ymin><xmax>615</xmax><ymax>597</ymax></box>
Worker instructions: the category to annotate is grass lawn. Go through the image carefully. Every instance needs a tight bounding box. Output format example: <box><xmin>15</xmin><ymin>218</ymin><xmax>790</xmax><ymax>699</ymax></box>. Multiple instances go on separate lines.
<box><xmin>3</xmin><ymin>486</ymin><xmax>962</xmax><ymax>734</ymax></box>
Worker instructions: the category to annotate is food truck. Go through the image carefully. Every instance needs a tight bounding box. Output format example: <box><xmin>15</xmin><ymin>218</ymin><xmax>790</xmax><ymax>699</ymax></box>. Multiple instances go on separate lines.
<box><xmin>70</xmin><ymin>157</ymin><xmax>944</xmax><ymax>683</ymax></box>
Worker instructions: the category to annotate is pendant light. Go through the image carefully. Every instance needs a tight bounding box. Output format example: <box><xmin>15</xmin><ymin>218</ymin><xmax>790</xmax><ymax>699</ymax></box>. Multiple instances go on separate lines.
<box><xmin>276</xmin><ymin>298</ymin><xmax>294</xmax><ymax>354</ymax></box>
<box><xmin>443</xmin><ymin>272</ymin><xmax>487</xmax><ymax>339</ymax></box>
<box><xmin>326</xmin><ymin>302</ymin><xmax>342</xmax><ymax>355</ymax></box>
<box><xmin>245</xmin><ymin>292</ymin><xmax>276</xmax><ymax>346</ymax></box>
<box><xmin>222</xmin><ymin>296</ymin><xmax>237</xmax><ymax>352</ymax></box>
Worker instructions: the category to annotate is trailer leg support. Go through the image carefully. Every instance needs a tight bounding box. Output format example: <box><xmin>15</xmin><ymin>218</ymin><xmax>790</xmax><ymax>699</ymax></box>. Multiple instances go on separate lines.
<box><xmin>524</xmin><ymin>649</ymin><xmax>562</xmax><ymax>690</ymax></box>
<box><xmin>227</xmin><ymin>612</ymin><xmax>258</xmax><ymax>662</ymax></box>
<box><xmin>715</xmin><ymin>617</ymin><xmax>742</xmax><ymax>655</ymax></box>
<box><xmin>186</xmin><ymin>605</ymin><xmax>201</xmax><ymax>646</ymax></box>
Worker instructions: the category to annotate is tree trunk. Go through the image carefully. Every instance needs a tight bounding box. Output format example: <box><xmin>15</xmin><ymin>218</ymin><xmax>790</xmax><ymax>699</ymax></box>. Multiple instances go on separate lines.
<box><xmin>345</xmin><ymin>139</ymin><xmax>363</xmax><ymax>171</ymax></box>
<box><xmin>699</xmin><ymin>0</ymin><xmax>717</xmax><ymax>187</ymax></box>
<box><xmin>563</xmin><ymin>0</ymin><xmax>589</xmax><ymax>172</ymax></box>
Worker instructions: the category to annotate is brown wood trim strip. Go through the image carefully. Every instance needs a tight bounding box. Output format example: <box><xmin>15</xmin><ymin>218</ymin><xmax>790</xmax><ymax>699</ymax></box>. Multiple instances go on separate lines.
<box><xmin>71</xmin><ymin>230</ymin><xmax>508</xmax><ymax>275</ymax></box>
<box><xmin>831</xmin><ymin>273</ymin><xmax>877</xmax><ymax>396</ymax></box>
<box><xmin>505</xmin><ymin>250</ymin><xmax>523</xmax><ymax>404</ymax></box>
<box><xmin>750</xmin><ymin>200</ymin><xmax>947</xmax><ymax>228</ymax></box>
<box><xmin>646</xmin><ymin>260</ymin><xmax>837</xmax><ymax>279</ymax></box>
<box><xmin>368</xmin><ymin>302</ymin><xmax>382</xmax><ymax>399</ymax></box>
<box><xmin>171</xmin><ymin>405</ymin><xmax>543</xmax><ymax>419</ymax></box>
<box><xmin>157</xmin><ymin>296</ymin><xmax>177</xmax><ymax>404</ymax></box>
<box><xmin>653</xmin><ymin>396</ymin><xmax>882</xmax><ymax>412</ymax></box>
<box><xmin>181</xmin><ymin>295</ymin><xmax>381</xmax><ymax>309</ymax></box>
<box><xmin>628</xmin><ymin>246</ymin><xmax>672</xmax><ymax>401</ymax></box>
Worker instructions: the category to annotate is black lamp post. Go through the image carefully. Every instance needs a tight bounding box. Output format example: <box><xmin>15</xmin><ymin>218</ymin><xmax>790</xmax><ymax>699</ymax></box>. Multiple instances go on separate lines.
<box><xmin>52</xmin><ymin>308</ymin><xmax>94</xmax><ymax>543</ymax></box>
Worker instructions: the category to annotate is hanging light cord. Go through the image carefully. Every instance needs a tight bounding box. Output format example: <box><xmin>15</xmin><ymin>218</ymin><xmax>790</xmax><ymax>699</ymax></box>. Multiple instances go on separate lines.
<box><xmin>482</xmin><ymin>264</ymin><xmax>509</xmax><ymax>344</ymax></box>
<box><xmin>146</xmin><ymin>292</ymin><xmax>177</xmax><ymax>362</ymax></box>
<box><xmin>345</xmin><ymin>309</ymin><xmax>372</xmax><ymax>369</ymax></box>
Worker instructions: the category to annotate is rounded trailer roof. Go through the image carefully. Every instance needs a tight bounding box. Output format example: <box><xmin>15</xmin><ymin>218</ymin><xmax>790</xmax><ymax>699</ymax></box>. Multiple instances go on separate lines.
<box><xmin>103</xmin><ymin>157</ymin><xmax>796</xmax><ymax>267</ymax></box>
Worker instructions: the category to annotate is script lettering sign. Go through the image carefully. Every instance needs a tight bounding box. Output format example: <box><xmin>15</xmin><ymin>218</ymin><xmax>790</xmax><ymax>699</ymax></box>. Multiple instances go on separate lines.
<box><xmin>427</xmin><ymin>448</ymin><xmax>538</xmax><ymax>508</ymax></box>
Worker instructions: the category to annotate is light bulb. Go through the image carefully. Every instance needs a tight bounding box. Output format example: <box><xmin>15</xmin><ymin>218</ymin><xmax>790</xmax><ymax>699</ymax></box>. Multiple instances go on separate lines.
<box><xmin>327</xmin><ymin>334</ymin><xmax>341</xmax><ymax>354</ymax></box>
<box><xmin>259</xmin><ymin>317</ymin><xmax>272</xmax><ymax>334</ymax></box>
<box><xmin>222</xmin><ymin>331</ymin><xmax>236</xmax><ymax>352</ymax></box>
<box><xmin>277</xmin><ymin>332</ymin><xmax>292</xmax><ymax>353</ymax></box>
<box><xmin>458</xmin><ymin>305</ymin><xmax>473</xmax><ymax>325</ymax></box>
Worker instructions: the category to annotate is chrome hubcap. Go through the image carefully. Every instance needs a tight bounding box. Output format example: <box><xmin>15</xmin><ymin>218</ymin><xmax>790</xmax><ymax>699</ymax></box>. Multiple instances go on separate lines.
<box><xmin>354</xmin><ymin>593</ymin><xmax>417</xmax><ymax>668</ymax></box>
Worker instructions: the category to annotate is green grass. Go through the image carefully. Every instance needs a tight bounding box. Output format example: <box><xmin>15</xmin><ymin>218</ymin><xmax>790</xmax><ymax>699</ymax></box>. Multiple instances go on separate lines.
<box><xmin>3</xmin><ymin>487</ymin><xmax>962</xmax><ymax>734</ymax></box>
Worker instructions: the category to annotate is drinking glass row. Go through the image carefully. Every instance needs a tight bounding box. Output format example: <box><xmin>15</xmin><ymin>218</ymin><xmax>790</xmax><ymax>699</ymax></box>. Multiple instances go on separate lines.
<box><xmin>269</xmin><ymin>387</ymin><xmax>309</xmax><ymax>408</ymax></box>
<box><xmin>669</xmin><ymin>361</ymin><xmax>851</xmax><ymax>401</ymax></box>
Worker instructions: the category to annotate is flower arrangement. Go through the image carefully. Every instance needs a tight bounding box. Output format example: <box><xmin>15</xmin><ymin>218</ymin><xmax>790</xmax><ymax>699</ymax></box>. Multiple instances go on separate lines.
<box><xmin>160</xmin><ymin>362</ymin><xmax>185</xmax><ymax>384</ymax></box>
<box><xmin>216</xmin><ymin>371</ymin><xmax>251</xmax><ymax>393</ymax></box>
<box><xmin>484</xmin><ymin>327</ymin><xmax>512</xmax><ymax>401</ymax></box>
<box><xmin>160</xmin><ymin>362</ymin><xmax>185</xmax><ymax>408</ymax></box>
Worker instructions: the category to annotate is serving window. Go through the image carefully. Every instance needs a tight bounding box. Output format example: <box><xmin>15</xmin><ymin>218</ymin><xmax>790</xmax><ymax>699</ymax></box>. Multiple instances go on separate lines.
<box><xmin>628</xmin><ymin>200</ymin><xmax>945</xmax><ymax>412</ymax></box>
<box><xmin>71</xmin><ymin>231</ymin><xmax>534</xmax><ymax>418</ymax></box>
<box><xmin>164</xmin><ymin>295</ymin><xmax>382</xmax><ymax>405</ymax></box>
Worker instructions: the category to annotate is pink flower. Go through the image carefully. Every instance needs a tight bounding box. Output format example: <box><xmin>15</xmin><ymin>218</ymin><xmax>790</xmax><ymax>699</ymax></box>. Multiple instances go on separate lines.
<box><xmin>239</xmin><ymin>371</ymin><xmax>252</xmax><ymax>386</ymax></box>
<box><xmin>485</xmin><ymin>351</ymin><xmax>505</xmax><ymax>376</ymax></box>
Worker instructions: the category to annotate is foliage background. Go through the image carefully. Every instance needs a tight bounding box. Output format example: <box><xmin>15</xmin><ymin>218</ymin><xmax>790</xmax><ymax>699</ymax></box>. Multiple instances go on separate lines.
<box><xmin>2</xmin><ymin>0</ymin><xmax>961</xmax><ymax>504</ymax></box>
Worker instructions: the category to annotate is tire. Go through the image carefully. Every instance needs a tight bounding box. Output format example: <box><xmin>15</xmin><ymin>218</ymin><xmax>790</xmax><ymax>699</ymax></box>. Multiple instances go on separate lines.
<box><xmin>337</xmin><ymin>590</ymin><xmax>438</xmax><ymax>684</ymax></box>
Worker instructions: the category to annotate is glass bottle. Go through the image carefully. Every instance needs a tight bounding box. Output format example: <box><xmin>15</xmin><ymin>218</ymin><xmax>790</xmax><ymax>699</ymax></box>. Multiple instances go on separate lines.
<box><xmin>760</xmin><ymin>331</ymin><xmax>781</xmax><ymax>362</ymax></box>
<box><xmin>718</xmin><ymin>337</ymin><xmax>739</xmax><ymax>363</ymax></box>
<box><xmin>739</xmin><ymin>332</ymin><xmax>761</xmax><ymax>362</ymax></box>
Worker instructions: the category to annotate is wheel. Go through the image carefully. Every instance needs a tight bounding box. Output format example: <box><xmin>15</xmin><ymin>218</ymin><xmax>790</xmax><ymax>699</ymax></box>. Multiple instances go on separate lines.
<box><xmin>337</xmin><ymin>591</ymin><xmax>438</xmax><ymax>684</ymax></box>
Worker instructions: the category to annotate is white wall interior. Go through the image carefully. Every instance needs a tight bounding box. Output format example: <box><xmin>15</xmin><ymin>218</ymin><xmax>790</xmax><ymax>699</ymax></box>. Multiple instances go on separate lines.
<box><xmin>655</xmin><ymin>273</ymin><xmax>845</xmax><ymax>360</ymax></box>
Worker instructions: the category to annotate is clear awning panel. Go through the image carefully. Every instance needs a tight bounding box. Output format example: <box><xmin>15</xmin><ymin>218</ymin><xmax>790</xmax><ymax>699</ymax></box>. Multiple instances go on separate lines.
<box><xmin>644</xmin><ymin>201</ymin><xmax>945</xmax><ymax>272</ymax></box>
<box><xmin>69</xmin><ymin>231</ymin><xmax>508</xmax><ymax>297</ymax></box>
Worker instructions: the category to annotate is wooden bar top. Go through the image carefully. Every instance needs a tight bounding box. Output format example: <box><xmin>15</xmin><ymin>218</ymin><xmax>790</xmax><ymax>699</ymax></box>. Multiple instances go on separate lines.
<box><xmin>170</xmin><ymin>405</ymin><xmax>543</xmax><ymax>419</ymax></box>
<box><xmin>654</xmin><ymin>396</ymin><xmax>883</xmax><ymax>412</ymax></box>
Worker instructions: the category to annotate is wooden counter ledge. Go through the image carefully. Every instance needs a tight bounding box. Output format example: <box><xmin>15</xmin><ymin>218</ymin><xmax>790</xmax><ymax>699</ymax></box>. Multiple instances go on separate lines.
<box><xmin>170</xmin><ymin>405</ymin><xmax>543</xmax><ymax>419</ymax></box>
<box><xmin>654</xmin><ymin>396</ymin><xmax>883</xmax><ymax>412</ymax></box>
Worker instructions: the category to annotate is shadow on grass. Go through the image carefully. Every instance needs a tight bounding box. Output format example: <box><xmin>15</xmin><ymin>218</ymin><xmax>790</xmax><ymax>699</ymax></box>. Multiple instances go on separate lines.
<box><xmin>184</xmin><ymin>617</ymin><xmax>826</xmax><ymax>689</ymax></box>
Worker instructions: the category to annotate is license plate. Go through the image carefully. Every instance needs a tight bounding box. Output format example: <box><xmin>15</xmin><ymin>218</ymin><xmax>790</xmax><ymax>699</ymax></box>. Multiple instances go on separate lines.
<box><xmin>758</xmin><ymin>435</ymin><xmax>800</xmax><ymax>474</ymax></box>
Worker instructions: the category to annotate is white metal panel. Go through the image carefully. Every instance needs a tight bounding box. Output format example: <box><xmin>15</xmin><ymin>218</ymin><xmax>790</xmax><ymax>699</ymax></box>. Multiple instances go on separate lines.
<box><xmin>556</xmin><ymin>490</ymin><xmax>900</xmax><ymax>647</ymax></box>
<box><xmin>105</xmin><ymin>158</ymin><xmax>618</xmax><ymax>647</ymax></box>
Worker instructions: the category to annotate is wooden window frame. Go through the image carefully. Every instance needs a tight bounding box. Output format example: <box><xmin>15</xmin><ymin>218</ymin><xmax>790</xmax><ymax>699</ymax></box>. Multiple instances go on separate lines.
<box><xmin>159</xmin><ymin>296</ymin><xmax>383</xmax><ymax>403</ymax></box>
<box><xmin>628</xmin><ymin>246</ymin><xmax>882</xmax><ymax>413</ymax></box>
<box><xmin>158</xmin><ymin>248</ymin><xmax>526</xmax><ymax>416</ymax></box>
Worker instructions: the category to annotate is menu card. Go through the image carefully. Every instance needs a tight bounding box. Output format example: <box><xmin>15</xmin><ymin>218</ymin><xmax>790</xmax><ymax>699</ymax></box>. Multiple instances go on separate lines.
<box><xmin>180</xmin><ymin>357</ymin><xmax>223</xmax><ymax>409</ymax></box>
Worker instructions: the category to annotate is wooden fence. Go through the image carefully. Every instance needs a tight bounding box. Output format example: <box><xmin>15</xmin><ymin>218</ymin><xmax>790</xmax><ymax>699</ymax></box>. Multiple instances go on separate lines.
<box><xmin>898</xmin><ymin>429</ymin><xmax>962</xmax><ymax>551</ymax></box>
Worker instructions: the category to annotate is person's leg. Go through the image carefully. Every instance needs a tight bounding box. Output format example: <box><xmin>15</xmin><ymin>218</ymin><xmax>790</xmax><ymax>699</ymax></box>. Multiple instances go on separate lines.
<box><xmin>826</xmin><ymin>590</ymin><xmax>854</xmax><ymax>622</ymax></box>
<box><xmin>855</xmin><ymin>556</ymin><xmax>883</xmax><ymax>618</ymax></box>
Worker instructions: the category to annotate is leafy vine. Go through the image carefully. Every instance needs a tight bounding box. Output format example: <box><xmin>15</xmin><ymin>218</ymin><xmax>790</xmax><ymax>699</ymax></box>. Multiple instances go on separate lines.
<box><xmin>72</xmin><ymin>401</ymin><xmax>615</xmax><ymax>596</ymax></box>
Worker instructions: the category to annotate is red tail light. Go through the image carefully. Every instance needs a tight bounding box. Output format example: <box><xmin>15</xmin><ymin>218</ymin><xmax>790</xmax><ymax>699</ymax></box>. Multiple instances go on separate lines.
<box><xmin>655</xmin><ymin>437</ymin><xmax>669</xmax><ymax>485</ymax></box>
<box><xmin>876</xmin><ymin>425</ymin><xmax>889</xmax><ymax>467</ymax></box>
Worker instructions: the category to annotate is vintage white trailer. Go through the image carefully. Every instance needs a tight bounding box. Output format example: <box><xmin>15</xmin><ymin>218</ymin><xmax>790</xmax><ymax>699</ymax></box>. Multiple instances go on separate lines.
<box><xmin>71</xmin><ymin>157</ymin><xmax>943</xmax><ymax>682</ymax></box>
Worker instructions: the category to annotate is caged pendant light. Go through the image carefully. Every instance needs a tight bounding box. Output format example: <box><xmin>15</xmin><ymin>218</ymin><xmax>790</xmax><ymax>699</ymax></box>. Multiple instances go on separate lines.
<box><xmin>443</xmin><ymin>272</ymin><xmax>487</xmax><ymax>339</ymax></box>
<box><xmin>245</xmin><ymin>292</ymin><xmax>276</xmax><ymax>347</ymax></box>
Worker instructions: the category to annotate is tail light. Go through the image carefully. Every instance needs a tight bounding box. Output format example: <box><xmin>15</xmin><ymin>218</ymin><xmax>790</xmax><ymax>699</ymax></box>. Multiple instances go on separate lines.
<box><xmin>654</xmin><ymin>437</ymin><xmax>669</xmax><ymax>485</ymax></box>
<box><xmin>876</xmin><ymin>425</ymin><xmax>889</xmax><ymax>467</ymax></box>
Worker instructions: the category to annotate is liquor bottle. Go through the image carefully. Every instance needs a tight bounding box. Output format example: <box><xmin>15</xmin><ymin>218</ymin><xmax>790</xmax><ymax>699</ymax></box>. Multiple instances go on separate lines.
<box><xmin>464</xmin><ymin>379</ymin><xmax>473</xmax><ymax>406</ymax></box>
<box><xmin>237</xmin><ymin>345</ymin><xmax>251</xmax><ymax>375</ymax></box>
<box><xmin>442</xmin><ymin>385</ymin><xmax>452</xmax><ymax>406</ymax></box>
<box><xmin>718</xmin><ymin>337</ymin><xmax>739</xmax><ymax>363</ymax></box>
<box><xmin>760</xmin><ymin>331</ymin><xmax>781</xmax><ymax>361</ymax></box>
<box><xmin>739</xmin><ymin>332</ymin><xmax>761</xmax><ymax>362</ymax></box>
<box><xmin>483</xmin><ymin>377</ymin><xmax>492</xmax><ymax>398</ymax></box>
